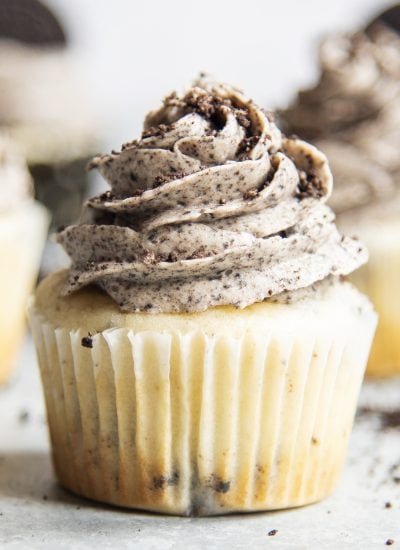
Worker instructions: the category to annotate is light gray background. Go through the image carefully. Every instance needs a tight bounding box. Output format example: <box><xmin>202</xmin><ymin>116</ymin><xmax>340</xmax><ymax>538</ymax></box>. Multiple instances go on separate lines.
<box><xmin>47</xmin><ymin>0</ymin><xmax>395</xmax><ymax>149</ymax></box>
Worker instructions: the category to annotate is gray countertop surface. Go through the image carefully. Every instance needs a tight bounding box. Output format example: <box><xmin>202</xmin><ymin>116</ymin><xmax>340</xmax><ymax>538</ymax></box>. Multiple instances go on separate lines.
<box><xmin>0</xmin><ymin>337</ymin><xmax>399</xmax><ymax>550</ymax></box>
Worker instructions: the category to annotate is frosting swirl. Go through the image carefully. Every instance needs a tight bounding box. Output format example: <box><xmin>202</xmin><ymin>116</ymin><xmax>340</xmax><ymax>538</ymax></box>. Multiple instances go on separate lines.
<box><xmin>58</xmin><ymin>78</ymin><xmax>366</xmax><ymax>313</ymax></box>
<box><xmin>283</xmin><ymin>25</ymin><xmax>400</xmax><ymax>140</ymax></box>
<box><xmin>282</xmin><ymin>21</ymin><xmax>400</xmax><ymax>214</ymax></box>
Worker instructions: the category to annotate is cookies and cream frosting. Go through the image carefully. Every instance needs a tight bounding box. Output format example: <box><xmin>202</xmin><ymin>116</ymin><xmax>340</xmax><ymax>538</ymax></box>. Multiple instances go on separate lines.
<box><xmin>58</xmin><ymin>78</ymin><xmax>366</xmax><ymax>313</ymax></box>
<box><xmin>282</xmin><ymin>19</ymin><xmax>400</xmax><ymax>215</ymax></box>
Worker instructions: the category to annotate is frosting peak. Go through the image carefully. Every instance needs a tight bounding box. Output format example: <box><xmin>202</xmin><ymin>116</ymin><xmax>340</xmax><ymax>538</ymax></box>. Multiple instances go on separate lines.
<box><xmin>281</xmin><ymin>22</ymin><xmax>400</xmax><ymax>215</ymax></box>
<box><xmin>283</xmin><ymin>25</ymin><xmax>400</xmax><ymax>140</ymax></box>
<box><xmin>59</xmin><ymin>78</ymin><xmax>366</xmax><ymax>313</ymax></box>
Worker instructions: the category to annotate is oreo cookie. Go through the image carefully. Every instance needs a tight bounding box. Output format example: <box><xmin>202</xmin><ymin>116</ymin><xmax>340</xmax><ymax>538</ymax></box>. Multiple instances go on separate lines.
<box><xmin>366</xmin><ymin>4</ymin><xmax>400</xmax><ymax>36</ymax></box>
<box><xmin>0</xmin><ymin>0</ymin><xmax>66</xmax><ymax>46</ymax></box>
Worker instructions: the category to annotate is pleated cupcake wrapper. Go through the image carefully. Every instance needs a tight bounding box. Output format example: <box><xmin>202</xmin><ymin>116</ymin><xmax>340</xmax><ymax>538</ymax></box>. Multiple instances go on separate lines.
<box><xmin>0</xmin><ymin>202</ymin><xmax>48</xmax><ymax>384</ymax></box>
<box><xmin>351</xmin><ymin>238</ymin><xmax>400</xmax><ymax>377</ymax></box>
<box><xmin>29</xmin><ymin>304</ymin><xmax>373</xmax><ymax>515</ymax></box>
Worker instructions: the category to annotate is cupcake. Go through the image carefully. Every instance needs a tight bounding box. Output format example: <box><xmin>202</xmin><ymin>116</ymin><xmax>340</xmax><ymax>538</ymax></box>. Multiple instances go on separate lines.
<box><xmin>29</xmin><ymin>78</ymin><xmax>376</xmax><ymax>515</ymax></box>
<box><xmin>0</xmin><ymin>135</ymin><xmax>48</xmax><ymax>384</ymax></box>
<box><xmin>0</xmin><ymin>0</ymin><xmax>98</xmax><ymax>234</ymax></box>
<box><xmin>282</xmin><ymin>6</ymin><xmax>400</xmax><ymax>377</ymax></box>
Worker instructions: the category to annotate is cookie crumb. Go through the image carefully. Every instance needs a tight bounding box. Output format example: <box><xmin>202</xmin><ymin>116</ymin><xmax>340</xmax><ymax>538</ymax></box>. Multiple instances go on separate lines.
<box><xmin>81</xmin><ymin>335</ymin><xmax>93</xmax><ymax>349</ymax></box>
<box><xmin>268</xmin><ymin>529</ymin><xmax>278</xmax><ymax>536</ymax></box>
<box><xmin>385</xmin><ymin>540</ymin><xmax>395</xmax><ymax>546</ymax></box>
<box><xmin>18</xmin><ymin>410</ymin><xmax>30</xmax><ymax>424</ymax></box>
<box><xmin>143</xmin><ymin>251</ymin><xmax>158</xmax><ymax>265</ymax></box>
<box><xmin>243</xmin><ymin>189</ymin><xmax>258</xmax><ymax>200</ymax></box>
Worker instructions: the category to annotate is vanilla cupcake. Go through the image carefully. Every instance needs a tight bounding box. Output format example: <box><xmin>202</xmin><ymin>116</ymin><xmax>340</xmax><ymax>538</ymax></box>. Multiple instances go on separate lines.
<box><xmin>0</xmin><ymin>135</ymin><xmax>48</xmax><ymax>384</ymax></box>
<box><xmin>282</xmin><ymin>7</ymin><xmax>400</xmax><ymax>377</ymax></box>
<box><xmin>29</xmin><ymin>79</ymin><xmax>376</xmax><ymax>515</ymax></box>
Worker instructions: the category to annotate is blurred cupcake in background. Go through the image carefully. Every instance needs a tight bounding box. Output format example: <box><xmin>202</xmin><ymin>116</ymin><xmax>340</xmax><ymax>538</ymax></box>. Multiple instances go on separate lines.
<box><xmin>0</xmin><ymin>0</ymin><xmax>99</xmax><ymax>271</ymax></box>
<box><xmin>0</xmin><ymin>135</ymin><xmax>48</xmax><ymax>384</ymax></box>
<box><xmin>281</xmin><ymin>5</ymin><xmax>400</xmax><ymax>377</ymax></box>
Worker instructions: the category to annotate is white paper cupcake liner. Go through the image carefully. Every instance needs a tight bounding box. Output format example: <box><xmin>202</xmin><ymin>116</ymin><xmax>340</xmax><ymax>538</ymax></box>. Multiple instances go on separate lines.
<box><xmin>349</xmin><ymin>222</ymin><xmax>400</xmax><ymax>377</ymax></box>
<box><xmin>0</xmin><ymin>201</ymin><xmax>48</xmax><ymax>383</ymax></box>
<box><xmin>29</xmin><ymin>284</ymin><xmax>376</xmax><ymax>515</ymax></box>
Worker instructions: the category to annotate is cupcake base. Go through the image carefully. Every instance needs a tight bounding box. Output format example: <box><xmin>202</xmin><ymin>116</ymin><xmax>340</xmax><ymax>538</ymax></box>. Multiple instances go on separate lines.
<box><xmin>347</xmin><ymin>218</ymin><xmax>400</xmax><ymax>377</ymax></box>
<box><xmin>0</xmin><ymin>201</ymin><xmax>48</xmax><ymax>384</ymax></box>
<box><xmin>29</xmin><ymin>271</ymin><xmax>376</xmax><ymax>515</ymax></box>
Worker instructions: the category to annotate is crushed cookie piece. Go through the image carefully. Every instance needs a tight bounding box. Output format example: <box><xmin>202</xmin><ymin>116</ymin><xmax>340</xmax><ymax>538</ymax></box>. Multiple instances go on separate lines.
<box><xmin>142</xmin><ymin>123</ymin><xmax>173</xmax><ymax>139</ymax></box>
<box><xmin>153</xmin><ymin>175</ymin><xmax>168</xmax><ymax>187</ymax></box>
<box><xmin>182</xmin><ymin>88</ymin><xmax>252</xmax><ymax>131</ymax></box>
<box><xmin>381</xmin><ymin>410</ymin><xmax>400</xmax><ymax>429</ymax></box>
<box><xmin>121</xmin><ymin>139</ymin><xmax>139</xmax><ymax>150</ymax></box>
<box><xmin>81</xmin><ymin>335</ymin><xmax>93</xmax><ymax>348</ymax></box>
<box><xmin>152</xmin><ymin>171</ymin><xmax>188</xmax><ymax>188</ymax></box>
<box><xmin>236</xmin><ymin>109</ymin><xmax>251</xmax><ymax>128</ymax></box>
<box><xmin>167</xmin><ymin>251</ymin><xmax>179</xmax><ymax>262</ymax></box>
<box><xmin>243</xmin><ymin>189</ymin><xmax>258</xmax><ymax>200</ymax></box>
<box><xmin>163</xmin><ymin>91</ymin><xmax>186</xmax><ymax>108</ymax></box>
<box><xmin>238</xmin><ymin>135</ymin><xmax>260</xmax><ymax>156</ymax></box>
<box><xmin>215</xmin><ymin>480</ymin><xmax>230</xmax><ymax>493</ymax></box>
<box><xmin>357</xmin><ymin>407</ymin><xmax>400</xmax><ymax>430</ymax></box>
<box><xmin>187</xmin><ymin>246</ymin><xmax>210</xmax><ymax>260</ymax></box>
<box><xmin>99</xmin><ymin>190</ymin><xmax>114</xmax><ymax>202</ymax></box>
<box><xmin>184</xmin><ymin>89</ymin><xmax>225</xmax><ymax>118</ymax></box>
<box><xmin>268</xmin><ymin>529</ymin><xmax>278</xmax><ymax>537</ymax></box>
<box><xmin>151</xmin><ymin>471</ymin><xmax>180</xmax><ymax>490</ymax></box>
<box><xmin>143</xmin><ymin>251</ymin><xmax>158</xmax><ymax>265</ymax></box>
<box><xmin>207</xmin><ymin>474</ymin><xmax>231</xmax><ymax>493</ymax></box>
<box><xmin>297</xmin><ymin>169</ymin><xmax>324</xmax><ymax>199</ymax></box>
